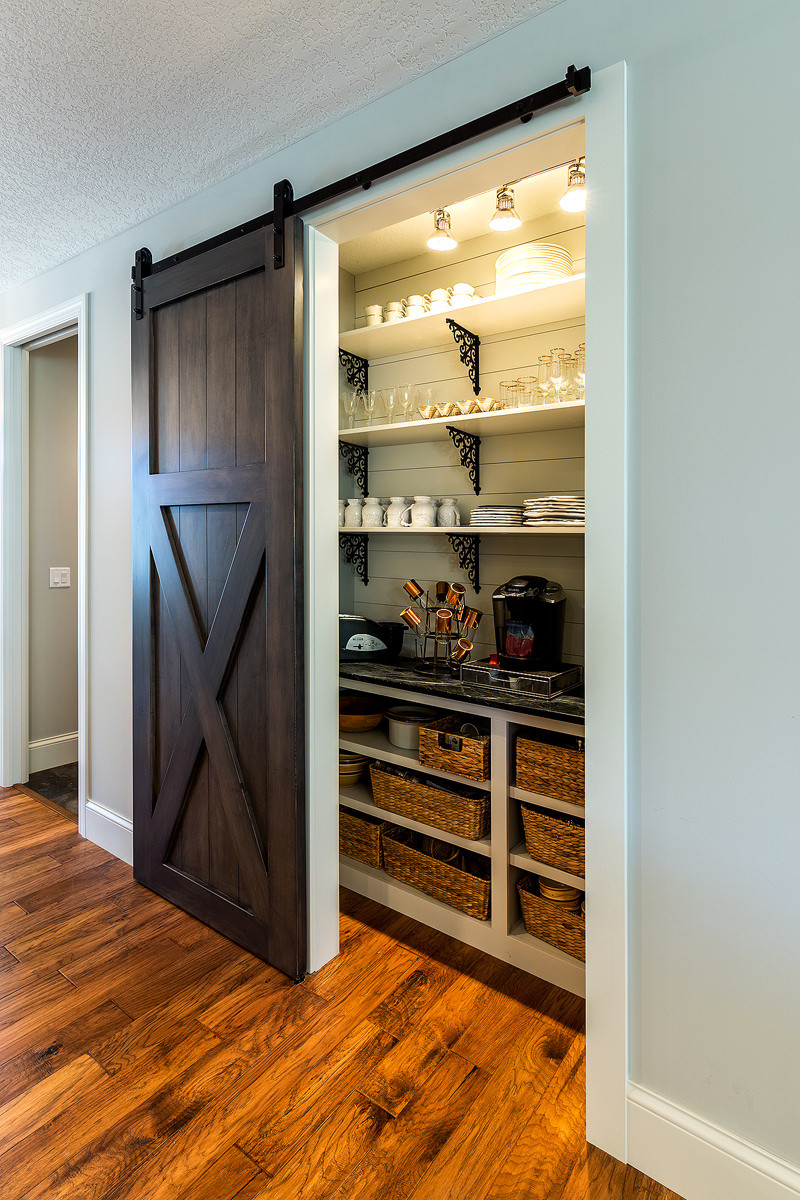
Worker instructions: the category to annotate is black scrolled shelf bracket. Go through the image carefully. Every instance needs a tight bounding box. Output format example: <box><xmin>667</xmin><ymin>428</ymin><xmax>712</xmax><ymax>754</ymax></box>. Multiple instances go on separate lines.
<box><xmin>339</xmin><ymin>350</ymin><xmax>369</xmax><ymax>393</ymax></box>
<box><xmin>273</xmin><ymin>178</ymin><xmax>294</xmax><ymax>269</ymax></box>
<box><xmin>131</xmin><ymin>247</ymin><xmax>152</xmax><ymax>320</ymax></box>
<box><xmin>339</xmin><ymin>441</ymin><xmax>369</xmax><ymax>497</ymax></box>
<box><xmin>339</xmin><ymin>533</ymin><xmax>369</xmax><ymax>585</ymax></box>
<box><xmin>446</xmin><ymin>426</ymin><xmax>481</xmax><ymax>495</ymax></box>
<box><xmin>446</xmin><ymin>319</ymin><xmax>480</xmax><ymax>396</ymax></box>
<box><xmin>446</xmin><ymin>534</ymin><xmax>480</xmax><ymax>594</ymax></box>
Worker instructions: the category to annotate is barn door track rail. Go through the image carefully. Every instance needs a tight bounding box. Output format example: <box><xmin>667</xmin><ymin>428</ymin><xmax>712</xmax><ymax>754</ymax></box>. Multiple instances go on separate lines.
<box><xmin>133</xmin><ymin>65</ymin><xmax>590</xmax><ymax>313</ymax></box>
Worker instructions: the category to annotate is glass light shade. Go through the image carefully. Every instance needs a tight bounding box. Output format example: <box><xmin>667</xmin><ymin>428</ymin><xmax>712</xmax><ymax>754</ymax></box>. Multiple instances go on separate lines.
<box><xmin>489</xmin><ymin>186</ymin><xmax>521</xmax><ymax>231</ymax></box>
<box><xmin>427</xmin><ymin>209</ymin><xmax>457</xmax><ymax>251</ymax></box>
<box><xmin>559</xmin><ymin>159</ymin><xmax>586</xmax><ymax>212</ymax></box>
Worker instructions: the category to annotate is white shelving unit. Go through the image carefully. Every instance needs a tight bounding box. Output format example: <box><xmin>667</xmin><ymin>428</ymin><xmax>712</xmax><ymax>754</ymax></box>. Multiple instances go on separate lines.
<box><xmin>339</xmin><ymin>275</ymin><xmax>585</xmax><ymax>360</ymax></box>
<box><xmin>339</xmin><ymin>674</ymin><xmax>586</xmax><ymax>997</ymax></box>
<box><xmin>338</xmin><ymin>400</ymin><xmax>585</xmax><ymax>447</ymax></box>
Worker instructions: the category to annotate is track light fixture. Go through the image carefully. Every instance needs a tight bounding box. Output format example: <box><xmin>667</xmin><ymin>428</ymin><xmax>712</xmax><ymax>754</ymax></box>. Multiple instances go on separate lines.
<box><xmin>489</xmin><ymin>185</ymin><xmax>522</xmax><ymax>232</ymax></box>
<box><xmin>427</xmin><ymin>209</ymin><xmax>457</xmax><ymax>251</ymax></box>
<box><xmin>559</xmin><ymin>157</ymin><xmax>586</xmax><ymax>212</ymax></box>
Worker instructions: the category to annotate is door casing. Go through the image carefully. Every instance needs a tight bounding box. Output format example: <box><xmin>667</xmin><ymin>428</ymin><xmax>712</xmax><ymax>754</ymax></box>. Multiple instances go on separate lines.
<box><xmin>0</xmin><ymin>295</ymin><xmax>90</xmax><ymax>835</ymax></box>
<box><xmin>302</xmin><ymin>62</ymin><xmax>628</xmax><ymax>1160</ymax></box>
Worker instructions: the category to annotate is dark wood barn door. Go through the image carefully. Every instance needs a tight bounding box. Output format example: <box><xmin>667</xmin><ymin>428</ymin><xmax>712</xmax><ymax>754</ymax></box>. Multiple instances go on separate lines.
<box><xmin>131</xmin><ymin>223</ymin><xmax>306</xmax><ymax>978</ymax></box>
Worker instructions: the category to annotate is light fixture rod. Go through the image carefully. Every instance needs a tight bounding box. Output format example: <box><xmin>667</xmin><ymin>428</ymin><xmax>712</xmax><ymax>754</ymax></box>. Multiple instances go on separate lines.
<box><xmin>144</xmin><ymin>65</ymin><xmax>591</xmax><ymax>279</ymax></box>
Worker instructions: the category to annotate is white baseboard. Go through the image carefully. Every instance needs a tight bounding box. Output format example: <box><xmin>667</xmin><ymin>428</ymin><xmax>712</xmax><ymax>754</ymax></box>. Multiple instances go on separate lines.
<box><xmin>84</xmin><ymin>799</ymin><xmax>133</xmax><ymax>865</ymax></box>
<box><xmin>28</xmin><ymin>731</ymin><xmax>78</xmax><ymax>773</ymax></box>
<box><xmin>627</xmin><ymin>1084</ymin><xmax>800</xmax><ymax>1200</ymax></box>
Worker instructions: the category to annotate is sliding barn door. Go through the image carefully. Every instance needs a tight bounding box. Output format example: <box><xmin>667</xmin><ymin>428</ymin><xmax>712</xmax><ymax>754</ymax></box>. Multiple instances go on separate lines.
<box><xmin>131</xmin><ymin>223</ymin><xmax>306</xmax><ymax>978</ymax></box>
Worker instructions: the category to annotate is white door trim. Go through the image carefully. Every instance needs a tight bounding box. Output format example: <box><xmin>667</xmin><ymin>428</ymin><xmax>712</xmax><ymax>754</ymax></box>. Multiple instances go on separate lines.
<box><xmin>302</xmin><ymin>63</ymin><xmax>628</xmax><ymax>1162</ymax></box>
<box><xmin>0</xmin><ymin>294</ymin><xmax>90</xmax><ymax>836</ymax></box>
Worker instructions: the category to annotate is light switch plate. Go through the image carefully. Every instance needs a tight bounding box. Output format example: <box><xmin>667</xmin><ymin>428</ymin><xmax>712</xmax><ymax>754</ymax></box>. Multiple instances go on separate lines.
<box><xmin>50</xmin><ymin>567</ymin><xmax>70</xmax><ymax>588</ymax></box>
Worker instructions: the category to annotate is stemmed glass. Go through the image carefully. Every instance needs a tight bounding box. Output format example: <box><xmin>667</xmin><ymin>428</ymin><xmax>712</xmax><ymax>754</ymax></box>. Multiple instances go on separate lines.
<box><xmin>575</xmin><ymin>343</ymin><xmax>585</xmax><ymax>402</ymax></box>
<box><xmin>536</xmin><ymin>356</ymin><xmax>551</xmax><ymax>405</ymax></box>
<box><xmin>563</xmin><ymin>355</ymin><xmax>578</xmax><ymax>403</ymax></box>
<box><xmin>383</xmin><ymin>387</ymin><xmax>397</xmax><ymax>424</ymax></box>
<box><xmin>341</xmin><ymin>388</ymin><xmax>357</xmax><ymax>429</ymax></box>
<box><xmin>548</xmin><ymin>348</ymin><xmax>567</xmax><ymax>404</ymax></box>
<box><xmin>363</xmin><ymin>389</ymin><xmax>380</xmax><ymax>426</ymax></box>
<box><xmin>399</xmin><ymin>384</ymin><xmax>415</xmax><ymax>422</ymax></box>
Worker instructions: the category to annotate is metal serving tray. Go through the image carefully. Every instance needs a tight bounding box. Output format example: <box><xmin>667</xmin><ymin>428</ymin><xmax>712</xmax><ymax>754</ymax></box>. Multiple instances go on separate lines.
<box><xmin>460</xmin><ymin>660</ymin><xmax>583</xmax><ymax>698</ymax></box>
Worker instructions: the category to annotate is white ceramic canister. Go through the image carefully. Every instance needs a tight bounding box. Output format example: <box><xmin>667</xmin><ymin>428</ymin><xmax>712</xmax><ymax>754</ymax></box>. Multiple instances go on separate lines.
<box><xmin>437</xmin><ymin>498</ymin><xmax>461</xmax><ymax>527</ymax></box>
<box><xmin>410</xmin><ymin>496</ymin><xmax>437</xmax><ymax>527</ymax></box>
<box><xmin>361</xmin><ymin>497</ymin><xmax>384</xmax><ymax>528</ymax></box>
<box><xmin>384</xmin><ymin>496</ymin><xmax>411</xmax><ymax>527</ymax></box>
<box><xmin>344</xmin><ymin>498</ymin><xmax>363</xmax><ymax>527</ymax></box>
<box><xmin>338</xmin><ymin>499</ymin><xmax>346</xmax><ymax>527</ymax></box>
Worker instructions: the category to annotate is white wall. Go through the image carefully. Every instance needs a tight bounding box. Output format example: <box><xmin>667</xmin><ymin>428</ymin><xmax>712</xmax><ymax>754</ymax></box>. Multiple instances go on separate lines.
<box><xmin>27</xmin><ymin>338</ymin><xmax>79</xmax><ymax>760</ymax></box>
<box><xmin>2</xmin><ymin>0</ymin><xmax>800</xmax><ymax>1187</ymax></box>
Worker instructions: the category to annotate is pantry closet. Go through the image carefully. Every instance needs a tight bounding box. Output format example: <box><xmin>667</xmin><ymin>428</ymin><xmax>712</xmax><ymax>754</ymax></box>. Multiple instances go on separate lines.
<box><xmin>334</xmin><ymin>149</ymin><xmax>588</xmax><ymax>998</ymax></box>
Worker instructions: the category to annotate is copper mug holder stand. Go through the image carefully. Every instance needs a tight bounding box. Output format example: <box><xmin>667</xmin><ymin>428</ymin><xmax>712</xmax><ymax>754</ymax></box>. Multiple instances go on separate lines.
<box><xmin>401</xmin><ymin>583</ymin><xmax>477</xmax><ymax>676</ymax></box>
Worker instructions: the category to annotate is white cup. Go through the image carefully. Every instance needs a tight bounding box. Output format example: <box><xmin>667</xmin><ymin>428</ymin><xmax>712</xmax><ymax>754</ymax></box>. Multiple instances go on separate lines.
<box><xmin>364</xmin><ymin>304</ymin><xmax>383</xmax><ymax>317</ymax></box>
<box><xmin>385</xmin><ymin>311</ymin><xmax>404</xmax><ymax>323</ymax></box>
<box><xmin>406</xmin><ymin>294</ymin><xmax>430</xmax><ymax>308</ymax></box>
<box><xmin>365</xmin><ymin>313</ymin><xmax>383</xmax><ymax>326</ymax></box>
<box><xmin>451</xmin><ymin>282</ymin><xmax>474</xmax><ymax>297</ymax></box>
<box><xmin>429</xmin><ymin>300</ymin><xmax>449</xmax><ymax>314</ymax></box>
<box><xmin>430</xmin><ymin>288</ymin><xmax>450</xmax><ymax>303</ymax></box>
<box><xmin>385</xmin><ymin>300</ymin><xmax>404</xmax><ymax>312</ymax></box>
<box><xmin>405</xmin><ymin>305</ymin><xmax>425</xmax><ymax>319</ymax></box>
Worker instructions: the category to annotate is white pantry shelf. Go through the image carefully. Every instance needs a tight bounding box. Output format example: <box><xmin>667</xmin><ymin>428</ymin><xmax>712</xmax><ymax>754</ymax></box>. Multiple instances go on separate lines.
<box><xmin>339</xmin><ymin>274</ymin><xmax>585</xmax><ymax>360</ymax></box>
<box><xmin>339</xmin><ymin>526</ymin><xmax>584</xmax><ymax>537</ymax></box>
<box><xmin>339</xmin><ymin>782</ymin><xmax>491</xmax><ymax>857</ymax></box>
<box><xmin>508</xmin><ymin>842</ymin><xmax>585</xmax><ymax>889</ymax></box>
<box><xmin>508</xmin><ymin>785</ymin><xmax>586</xmax><ymax>820</ymax></box>
<box><xmin>339</xmin><ymin>728</ymin><xmax>491</xmax><ymax>792</ymax></box>
<box><xmin>338</xmin><ymin>400</ymin><xmax>585</xmax><ymax>447</ymax></box>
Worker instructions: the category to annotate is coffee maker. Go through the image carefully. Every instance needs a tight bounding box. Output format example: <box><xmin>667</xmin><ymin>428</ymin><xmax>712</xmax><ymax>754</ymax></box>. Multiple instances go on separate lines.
<box><xmin>491</xmin><ymin>575</ymin><xmax>566</xmax><ymax>670</ymax></box>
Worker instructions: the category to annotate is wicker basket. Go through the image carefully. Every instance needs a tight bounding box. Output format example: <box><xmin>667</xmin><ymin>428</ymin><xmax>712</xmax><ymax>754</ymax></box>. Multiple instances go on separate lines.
<box><xmin>382</xmin><ymin>826</ymin><xmax>490</xmax><ymax>920</ymax></box>
<box><xmin>369</xmin><ymin>764</ymin><xmax>489</xmax><ymax>841</ymax></box>
<box><xmin>339</xmin><ymin>807</ymin><xmax>383</xmax><ymax>869</ymax></box>
<box><xmin>520</xmin><ymin>803</ymin><xmax>584</xmax><ymax>877</ymax></box>
<box><xmin>515</xmin><ymin>733</ymin><xmax>584</xmax><ymax>806</ymax></box>
<box><xmin>418</xmin><ymin>715</ymin><xmax>490</xmax><ymax>781</ymax></box>
<box><xmin>517</xmin><ymin>874</ymin><xmax>585</xmax><ymax>961</ymax></box>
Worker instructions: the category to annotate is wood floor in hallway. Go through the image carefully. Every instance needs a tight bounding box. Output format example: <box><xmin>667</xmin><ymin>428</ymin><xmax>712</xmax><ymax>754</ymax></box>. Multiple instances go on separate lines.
<box><xmin>0</xmin><ymin>787</ymin><xmax>682</xmax><ymax>1199</ymax></box>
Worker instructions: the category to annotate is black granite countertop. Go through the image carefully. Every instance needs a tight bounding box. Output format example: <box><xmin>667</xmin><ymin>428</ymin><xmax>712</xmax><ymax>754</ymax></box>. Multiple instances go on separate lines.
<box><xmin>339</xmin><ymin>660</ymin><xmax>585</xmax><ymax>724</ymax></box>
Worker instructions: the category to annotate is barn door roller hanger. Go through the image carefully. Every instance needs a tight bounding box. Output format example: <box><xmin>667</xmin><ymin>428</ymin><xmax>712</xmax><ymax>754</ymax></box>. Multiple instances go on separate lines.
<box><xmin>133</xmin><ymin>65</ymin><xmax>590</xmax><ymax>314</ymax></box>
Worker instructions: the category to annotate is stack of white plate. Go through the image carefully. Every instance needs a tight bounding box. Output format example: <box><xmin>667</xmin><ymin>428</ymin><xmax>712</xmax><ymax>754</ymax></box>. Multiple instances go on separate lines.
<box><xmin>523</xmin><ymin>496</ymin><xmax>585</xmax><ymax>526</ymax></box>
<box><xmin>469</xmin><ymin>505</ymin><xmax>524</xmax><ymax>527</ymax></box>
<box><xmin>495</xmin><ymin>242</ymin><xmax>573</xmax><ymax>298</ymax></box>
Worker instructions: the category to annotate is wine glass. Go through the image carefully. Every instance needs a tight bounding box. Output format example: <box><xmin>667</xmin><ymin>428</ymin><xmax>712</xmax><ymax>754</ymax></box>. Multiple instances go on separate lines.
<box><xmin>575</xmin><ymin>343</ymin><xmax>585</xmax><ymax>401</ymax></box>
<box><xmin>383</xmin><ymin>387</ymin><xmax>397</xmax><ymax>424</ymax></box>
<box><xmin>536</xmin><ymin>356</ymin><xmax>551</xmax><ymax>406</ymax></box>
<box><xmin>363</xmin><ymin>389</ymin><xmax>379</xmax><ymax>426</ymax></box>
<box><xmin>563</xmin><ymin>355</ymin><xmax>578</xmax><ymax>403</ymax></box>
<box><xmin>548</xmin><ymin>348</ymin><xmax>566</xmax><ymax>404</ymax></box>
<box><xmin>341</xmin><ymin>388</ymin><xmax>357</xmax><ymax>429</ymax></box>
<box><xmin>399</xmin><ymin>384</ymin><xmax>415</xmax><ymax>422</ymax></box>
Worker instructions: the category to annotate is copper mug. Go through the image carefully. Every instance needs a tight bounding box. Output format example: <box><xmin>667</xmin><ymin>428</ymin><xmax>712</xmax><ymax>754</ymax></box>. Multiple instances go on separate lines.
<box><xmin>446</xmin><ymin>582</ymin><xmax>465</xmax><ymax>609</ymax></box>
<box><xmin>461</xmin><ymin>606</ymin><xmax>482</xmax><ymax>629</ymax></box>
<box><xmin>435</xmin><ymin>581</ymin><xmax>449</xmax><ymax>602</ymax></box>
<box><xmin>435</xmin><ymin>608</ymin><xmax>452</xmax><ymax>633</ymax></box>
<box><xmin>400</xmin><ymin>606</ymin><xmax>422</xmax><ymax>629</ymax></box>
<box><xmin>403</xmin><ymin>579</ymin><xmax>424</xmax><ymax>599</ymax></box>
<box><xmin>450</xmin><ymin>637</ymin><xmax>473</xmax><ymax>664</ymax></box>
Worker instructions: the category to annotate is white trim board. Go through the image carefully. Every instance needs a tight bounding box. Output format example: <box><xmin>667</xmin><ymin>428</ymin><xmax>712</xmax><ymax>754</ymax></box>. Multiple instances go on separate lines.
<box><xmin>0</xmin><ymin>295</ymin><xmax>90</xmax><ymax>837</ymax></box>
<box><xmin>627</xmin><ymin>1085</ymin><xmax>800</xmax><ymax>1200</ymax></box>
<box><xmin>29</xmin><ymin>731</ymin><xmax>78</xmax><ymax>773</ymax></box>
<box><xmin>85</xmin><ymin>799</ymin><xmax>133</xmax><ymax>866</ymax></box>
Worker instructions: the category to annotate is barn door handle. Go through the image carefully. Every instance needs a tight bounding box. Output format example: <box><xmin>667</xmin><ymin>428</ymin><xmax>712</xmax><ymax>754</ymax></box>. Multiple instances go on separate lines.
<box><xmin>273</xmin><ymin>179</ymin><xmax>294</xmax><ymax>269</ymax></box>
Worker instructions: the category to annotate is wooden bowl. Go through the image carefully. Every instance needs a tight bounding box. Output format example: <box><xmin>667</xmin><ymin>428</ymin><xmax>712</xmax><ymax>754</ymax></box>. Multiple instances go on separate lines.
<box><xmin>340</xmin><ymin>695</ymin><xmax>383</xmax><ymax>732</ymax></box>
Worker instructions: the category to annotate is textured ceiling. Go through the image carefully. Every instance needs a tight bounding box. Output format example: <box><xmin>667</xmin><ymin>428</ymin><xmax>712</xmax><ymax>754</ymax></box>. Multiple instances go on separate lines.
<box><xmin>0</xmin><ymin>0</ymin><xmax>564</xmax><ymax>294</ymax></box>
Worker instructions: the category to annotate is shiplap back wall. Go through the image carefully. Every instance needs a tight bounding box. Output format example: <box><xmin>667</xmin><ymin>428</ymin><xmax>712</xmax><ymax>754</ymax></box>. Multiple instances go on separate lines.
<box><xmin>338</xmin><ymin>211</ymin><xmax>585</xmax><ymax>665</ymax></box>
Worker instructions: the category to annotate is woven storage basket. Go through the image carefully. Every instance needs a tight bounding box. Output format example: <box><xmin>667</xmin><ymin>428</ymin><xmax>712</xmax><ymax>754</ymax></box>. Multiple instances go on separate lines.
<box><xmin>339</xmin><ymin>807</ymin><xmax>383</xmax><ymax>869</ymax></box>
<box><xmin>418</xmin><ymin>715</ymin><xmax>490</xmax><ymax>781</ymax></box>
<box><xmin>382</xmin><ymin>827</ymin><xmax>490</xmax><ymax>919</ymax></box>
<box><xmin>520</xmin><ymin>803</ymin><xmax>584</xmax><ymax>877</ymax></box>
<box><xmin>517</xmin><ymin>874</ymin><xmax>585</xmax><ymax>961</ymax></box>
<box><xmin>369</xmin><ymin>764</ymin><xmax>489</xmax><ymax>841</ymax></box>
<box><xmin>515</xmin><ymin>733</ymin><xmax>584</xmax><ymax>806</ymax></box>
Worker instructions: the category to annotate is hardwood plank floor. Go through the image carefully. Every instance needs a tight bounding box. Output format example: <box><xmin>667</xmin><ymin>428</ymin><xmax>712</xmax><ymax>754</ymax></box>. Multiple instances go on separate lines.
<box><xmin>0</xmin><ymin>789</ymin><xmax>684</xmax><ymax>1200</ymax></box>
